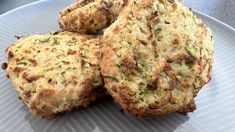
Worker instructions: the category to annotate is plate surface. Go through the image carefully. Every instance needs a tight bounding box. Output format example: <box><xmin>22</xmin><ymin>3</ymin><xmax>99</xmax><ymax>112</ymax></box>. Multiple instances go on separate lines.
<box><xmin>0</xmin><ymin>0</ymin><xmax>235</xmax><ymax>132</ymax></box>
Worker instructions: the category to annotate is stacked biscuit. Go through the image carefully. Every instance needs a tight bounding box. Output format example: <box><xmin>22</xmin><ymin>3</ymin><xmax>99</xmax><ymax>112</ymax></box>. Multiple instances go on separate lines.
<box><xmin>2</xmin><ymin>0</ymin><xmax>214</xmax><ymax>118</ymax></box>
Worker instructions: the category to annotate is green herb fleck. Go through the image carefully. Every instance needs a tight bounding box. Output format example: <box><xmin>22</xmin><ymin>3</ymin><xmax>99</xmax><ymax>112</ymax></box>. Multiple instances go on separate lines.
<box><xmin>84</xmin><ymin>49</ymin><xmax>89</xmax><ymax>53</ymax></box>
<box><xmin>125</xmin><ymin>36</ymin><xmax>132</xmax><ymax>44</ymax></box>
<box><xmin>61</xmin><ymin>79</ymin><xmax>66</xmax><ymax>84</ymax></box>
<box><xmin>76</xmin><ymin>41</ymin><xmax>80</xmax><ymax>45</ymax></box>
<box><xmin>81</xmin><ymin>49</ymin><xmax>89</xmax><ymax>58</ymax></box>
<box><xmin>51</xmin><ymin>37</ymin><xmax>59</xmax><ymax>45</ymax></box>
<box><xmin>192</xmin><ymin>45</ymin><xmax>198</xmax><ymax>52</ymax></box>
<box><xmin>68</xmin><ymin>40</ymin><xmax>76</xmax><ymax>43</ymax></box>
<box><xmin>154</xmin><ymin>51</ymin><xmax>159</xmax><ymax>58</ymax></box>
<box><xmin>185</xmin><ymin>47</ymin><xmax>196</xmax><ymax>60</ymax></box>
<box><xmin>44</xmin><ymin>67</ymin><xmax>54</xmax><ymax>72</ymax></box>
<box><xmin>139</xmin><ymin>88</ymin><xmax>145</xmax><ymax>95</ymax></box>
<box><xmin>68</xmin><ymin>39</ymin><xmax>80</xmax><ymax>46</ymax></box>
<box><xmin>103</xmin><ymin>76</ymin><xmax>119</xmax><ymax>82</ymax></box>
<box><xmin>115</xmin><ymin>63</ymin><xmax>123</xmax><ymax>68</ymax></box>
<box><xmin>66</xmin><ymin>67</ymin><xmax>72</xmax><ymax>70</ymax></box>
<box><xmin>171</xmin><ymin>100</ymin><xmax>177</xmax><ymax>104</ymax></box>
<box><xmin>41</xmin><ymin>104</ymin><xmax>47</xmax><ymax>110</ymax></box>
<box><xmin>16</xmin><ymin>73</ymin><xmax>20</xmax><ymax>78</ymax></box>
<box><xmin>128</xmin><ymin>92</ymin><xmax>136</xmax><ymax>96</ymax></box>
<box><xmin>17</xmin><ymin>61</ymin><xmax>27</xmax><ymax>66</ymax></box>
<box><xmin>154</xmin><ymin>28</ymin><xmax>162</xmax><ymax>36</ymax></box>
<box><xmin>177</xmin><ymin>71</ymin><xmax>189</xmax><ymax>78</ymax></box>
<box><xmin>164</xmin><ymin>21</ymin><xmax>170</xmax><ymax>24</ymax></box>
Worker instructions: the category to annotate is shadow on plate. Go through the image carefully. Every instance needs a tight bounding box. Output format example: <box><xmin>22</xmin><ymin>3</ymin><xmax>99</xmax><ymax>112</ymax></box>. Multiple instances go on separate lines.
<box><xmin>23</xmin><ymin>97</ymin><xmax>189</xmax><ymax>132</ymax></box>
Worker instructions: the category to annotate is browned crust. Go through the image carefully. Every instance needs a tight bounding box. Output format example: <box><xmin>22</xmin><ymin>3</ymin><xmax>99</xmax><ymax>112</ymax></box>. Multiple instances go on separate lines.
<box><xmin>4</xmin><ymin>32</ymin><xmax>106</xmax><ymax>119</ymax></box>
<box><xmin>100</xmin><ymin>0</ymin><xmax>214</xmax><ymax>116</ymax></box>
<box><xmin>106</xmin><ymin>82</ymin><xmax>197</xmax><ymax>116</ymax></box>
<box><xmin>59</xmin><ymin>0</ymin><xmax>123</xmax><ymax>33</ymax></box>
<box><xmin>29</xmin><ymin>85</ymin><xmax>107</xmax><ymax>119</ymax></box>
<box><xmin>177</xmin><ymin>99</ymin><xmax>196</xmax><ymax>114</ymax></box>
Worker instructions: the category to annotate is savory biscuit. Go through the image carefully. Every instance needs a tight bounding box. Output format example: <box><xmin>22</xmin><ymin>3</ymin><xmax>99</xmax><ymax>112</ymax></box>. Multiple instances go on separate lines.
<box><xmin>59</xmin><ymin>0</ymin><xmax>124</xmax><ymax>33</ymax></box>
<box><xmin>3</xmin><ymin>33</ymin><xmax>105</xmax><ymax>118</ymax></box>
<box><xmin>100</xmin><ymin>0</ymin><xmax>214</xmax><ymax>116</ymax></box>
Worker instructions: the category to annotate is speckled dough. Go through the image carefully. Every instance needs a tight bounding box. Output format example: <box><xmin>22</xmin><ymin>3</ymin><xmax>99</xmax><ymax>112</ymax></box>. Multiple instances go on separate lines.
<box><xmin>4</xmin><ymin>32</ymin><xmax>105</xmax><ymax>118</ymax></box>
<box><xmin>100</xmin><ymin>0</ymin><xmax>214</xmax><ymax>116</ymax></box>
<box><xmin>59</xmin><ymin>0</ymin><xmax>124</xmax><ymax>33</ymax></box>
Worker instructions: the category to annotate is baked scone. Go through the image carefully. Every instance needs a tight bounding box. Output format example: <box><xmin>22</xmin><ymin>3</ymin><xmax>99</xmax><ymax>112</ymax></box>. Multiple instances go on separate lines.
<box><xmin>59</xmin><ymin>0</ymin><xmax>124</xmax><ymax>33</ymax></box>
<box><xmin>3</xmin><ymin>32</ymin><xmax>105</xmax><ymax>118</ymax></box>
<box><xmin>100</xmin><ymin>0</ymin><xmax>214</xmax><ymax>116</ymax></box>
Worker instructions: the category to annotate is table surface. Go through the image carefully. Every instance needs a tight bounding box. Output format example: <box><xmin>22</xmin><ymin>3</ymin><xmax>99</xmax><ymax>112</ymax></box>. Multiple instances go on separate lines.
<box><xmin>0</xmin><ymin>0</ymin><xmax>234</xmax><ymax>28</ymax></box>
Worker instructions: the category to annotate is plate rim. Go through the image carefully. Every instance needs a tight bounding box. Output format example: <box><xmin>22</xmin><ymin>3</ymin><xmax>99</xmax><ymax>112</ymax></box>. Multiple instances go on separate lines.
<box><xmin>0</xmin><ymin>0</ymin><xmax>47</xmax><ymax>18</ymax></box>
<box><xmin>0</xmin><ymin>0</ymin><xmax>234</xmax><ymax>131</ymax></box>
<box><xmin>0</xmin><ymin>0</ymin><xmax>234</xmax><ymax>33</ymax></box>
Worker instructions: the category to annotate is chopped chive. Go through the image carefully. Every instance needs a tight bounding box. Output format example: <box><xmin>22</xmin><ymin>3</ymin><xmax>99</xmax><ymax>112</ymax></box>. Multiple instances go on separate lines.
<box><xmin>164</xmin><ymin>21</ymin><xmax>170</xmax><ymax>24</ymax></box>
<box><xmin>103</xmin><ymin>76</ymin><xmax>119</xmax><ymax>82</ymax></box>
<box><xmin>154</xmin><ymin>28</ymin><xmax>162</xmax><ymax>36</ymax></box>
<box><xmin>177</xmin><ymin>71</ymin><xmax>189</xmax><ymax>78</ymax></box>
<box><xmin>66</xmin><ymin>67</ymin><xmax>72</xmax><ymax>70</ymax></box>
<box><xmin>185</xmin><ymin>47</ymin><xmax>196</xmax><ymax>59</ymax></box>
<box><xmin>139</xmin><ymin>88</ymin><xmax>145</xmax><ymax>95</ymax></box>
<box><xmin>17</xmin><ymin>61</ymin><xmax>27</xmax><ymax>66</ymax></box>
<box><xmin>84</xmin><ymin>49</ymin><xmax>89</xmax><ymax>54</ymax></box>
<box><xmin>16</xmin><ymin>73</ymin><xmax>19</xmax><ymax>78</ymax></box>
<box><xmin>192</xmin><ymin>45</ymin><xmax>198</xmax><ymax>52</ymax></box>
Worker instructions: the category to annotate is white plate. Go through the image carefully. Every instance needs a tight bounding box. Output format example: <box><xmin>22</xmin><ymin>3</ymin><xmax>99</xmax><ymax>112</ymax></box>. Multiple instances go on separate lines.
<box><xmin>0</xmin><ymin>0</ymin><xmax>235</xmax><ymax>132</ymax></box>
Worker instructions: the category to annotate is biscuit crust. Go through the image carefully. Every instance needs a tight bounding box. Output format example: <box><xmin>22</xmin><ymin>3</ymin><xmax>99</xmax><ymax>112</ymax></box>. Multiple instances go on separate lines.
<box><xmin>59</xmin><ymin>0</ymin><xmax>124</xmax><ymax>33</ymax></box>
<box><xmin>5</xmin><ymin>33</ymin><xmax>105</xmax><ymax>118</ymax></box>
<box><xmin>100</xmin><ymin>0</ymin><xmax>214</xmax><ymax>116</ymax></box>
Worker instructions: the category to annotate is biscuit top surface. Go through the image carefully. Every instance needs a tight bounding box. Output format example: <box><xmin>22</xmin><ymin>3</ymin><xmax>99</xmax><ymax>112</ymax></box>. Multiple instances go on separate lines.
<box><xmin>101</xmin><ymin>0</ymin><xmax>214</xmax><ymax>114</ymax></box>
<box><xmin>5</xmin><ymin>34</ymin><xmax>103</xmax><ymax>117</ymax></box>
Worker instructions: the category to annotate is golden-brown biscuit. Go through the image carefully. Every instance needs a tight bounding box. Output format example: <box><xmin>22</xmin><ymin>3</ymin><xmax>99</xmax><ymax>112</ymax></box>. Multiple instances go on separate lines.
<box><xmin>3</xmin><ymin>32</ymin><xmax>105</xmax><ymax>118</ymax></box>
<box><xmin>100</xmin><ymin>0</ymin><xmax>214</xmax><ymax>116</ymax></box>
<box><xmin>59</xmin><ymin>0</ymin><xmax>124</xmax><ymax>33</ymax></box>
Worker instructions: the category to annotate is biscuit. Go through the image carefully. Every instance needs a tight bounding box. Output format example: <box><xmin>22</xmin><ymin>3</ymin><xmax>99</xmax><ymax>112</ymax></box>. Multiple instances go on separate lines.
<box><xmin>100</xmin><ymin>0</ymin><xmax>214</xmax><ymax>116</ymax></box>
<box><xmin>4</xmin><ymin>32</ymin><xmax>105</xmax><ymax>118</ymax></box>
<box><xmin>59</xmin><ymin>0</ymin><xmax>123</xmax><ymax>33</ymax></box>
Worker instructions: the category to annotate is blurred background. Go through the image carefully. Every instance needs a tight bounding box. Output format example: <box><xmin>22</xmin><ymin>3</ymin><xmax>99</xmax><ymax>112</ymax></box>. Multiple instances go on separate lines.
<box><xmin>0</xmin><ymin>0</ymin><xmax>234</xmax><ymax>28</ymax></box>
